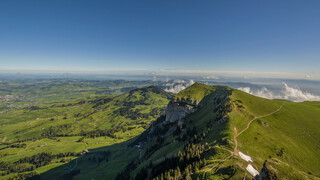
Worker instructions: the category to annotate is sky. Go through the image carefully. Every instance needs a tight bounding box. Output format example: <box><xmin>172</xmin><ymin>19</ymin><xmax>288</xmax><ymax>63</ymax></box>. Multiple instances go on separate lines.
<box><xmin>0</xmin><ymin>0</ymin><xmax>320</xmax><ymax>78</ymax></box>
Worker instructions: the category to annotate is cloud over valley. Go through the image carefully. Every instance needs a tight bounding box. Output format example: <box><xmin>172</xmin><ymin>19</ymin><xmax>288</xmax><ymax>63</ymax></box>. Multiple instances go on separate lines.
<box><xmin>238</xmin><ymin>83</ymin><xmax>320</xmax><ymax>102</ymax></box>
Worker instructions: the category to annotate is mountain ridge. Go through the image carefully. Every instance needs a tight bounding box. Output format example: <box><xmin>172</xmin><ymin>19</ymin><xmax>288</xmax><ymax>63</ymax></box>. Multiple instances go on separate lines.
<box><xmin>33</xmin><ymin>83</ymin><xmax>320</xmax><ymax>179</ymax></box>
<box><xmin>114</xmin><ymin>83</ymin><xmax>319</xmax><ymax>179</ymax></box>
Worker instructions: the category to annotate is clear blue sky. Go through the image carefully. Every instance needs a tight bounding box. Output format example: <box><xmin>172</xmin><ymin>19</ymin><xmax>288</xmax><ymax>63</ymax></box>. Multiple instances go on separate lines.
<box><xmin>0</xmin><ymin>0</ymin><xmax>319</xmax><ymax>74</ymax></box>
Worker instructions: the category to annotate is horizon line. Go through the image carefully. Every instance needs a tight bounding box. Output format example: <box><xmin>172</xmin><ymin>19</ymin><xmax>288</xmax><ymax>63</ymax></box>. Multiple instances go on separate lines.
<box><xmin>0</xmin><ymin>69</ymin><xmax>319</xmax><ymax>80</ymax></box>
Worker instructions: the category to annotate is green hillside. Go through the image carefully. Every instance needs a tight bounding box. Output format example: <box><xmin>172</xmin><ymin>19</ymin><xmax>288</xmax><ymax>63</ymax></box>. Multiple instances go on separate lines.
<box><xmin>2</xmin><ymin>83</ymin><xmax>319</xmax><ymax>180</ymax></box>
<box><xmin>0</xmin><ymin>86</ymin><xmax>171</xmax><ymax>179</ymax></box>
<box><xmin>229</xmin><ymin>89</ymin><xmax>320</xmax><ymax>178</ymax></box>
<box><xmin>0</xmin><ymin>79</ymin><xmax>161</xmax><ymax>114</ymax></box>
<box><xmin>173</xmin><ymin>82</ymin><xmax>216</xmax><ymax>103</ymax></box>
<box><xmin>69</xmin><ymin>83</ymin><xmax>318</xmax><ymax>180</ymax></box>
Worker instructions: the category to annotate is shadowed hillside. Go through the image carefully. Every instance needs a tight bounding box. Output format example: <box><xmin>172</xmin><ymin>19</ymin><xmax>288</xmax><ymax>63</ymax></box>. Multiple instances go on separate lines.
<box><xmin>3</xmin><ymin>83</ymin><xmax>319</xmax><ymax>180</ymax></box>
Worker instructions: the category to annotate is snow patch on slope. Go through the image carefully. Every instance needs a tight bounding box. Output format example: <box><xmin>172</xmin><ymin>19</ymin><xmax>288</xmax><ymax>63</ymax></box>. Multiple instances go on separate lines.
<box><xmin>246</xmin><ymin>164</ymin><xmax>259</xmax><ymax>177</ymax></box>
<box><xmin>239</xmin><ymin>152</ymin><xmax>253</xmax><ymax>162</ymax></box>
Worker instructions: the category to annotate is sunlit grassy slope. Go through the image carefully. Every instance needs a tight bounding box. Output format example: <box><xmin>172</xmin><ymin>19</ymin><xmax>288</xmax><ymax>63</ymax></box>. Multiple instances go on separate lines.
<box><xmin>17</xmin><ymin>83</ymin><xmax>320</xmax><ymax>180</ymax></box>
<box><xmin>228</xmin><ymin>89</ymin><xmax>320</xmax><ymax>178</ymax></box>
<box><xmin>0</xmin><ymin>86</ymin><xmax>171</xmax><ymax>179</ymax></box>
<box><xmin>110</xmin><ymin>84</ymin><xmax>320</xmax><ymax>179</ymax></box>
<box><xmin>174</xmin><ymin>82</ymin><xmax>215</xmax><ymax>102</ymax></box>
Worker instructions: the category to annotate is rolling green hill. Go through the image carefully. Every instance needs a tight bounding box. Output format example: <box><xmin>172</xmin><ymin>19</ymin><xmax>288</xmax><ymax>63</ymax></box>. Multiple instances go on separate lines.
<box><xmin>173</xmin><ymin>82</ymin><xmax>216</xmax><ymax>103</ymax></box>
<box><xmin>0</xmin><ymin>79</ymin><xmax>160</xmax><ymax>113</ymax></box>
<box><xmin>2</xmin><ymin>83</ymin><xmax>319</xmax><ymax>180</ymax></box>
<box><xmin>228</xmin><ymin>89</ymin><xmax>320</xmax><ymax>179</ymax></box>
<box><xmin>47</xmin><ymin>83</ymin><xmax>318</xmax><ymax>180</ymax></box>
<box><xmin>0</xmin><ymin>86</ymin><xmax>171</xmax><ymax>179</ymax></box>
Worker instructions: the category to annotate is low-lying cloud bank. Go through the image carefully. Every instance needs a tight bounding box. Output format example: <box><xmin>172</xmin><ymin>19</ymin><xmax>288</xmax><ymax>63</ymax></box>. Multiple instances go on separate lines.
<box><xmin>164</xmin><ymin>79</ymin><xmax>195</xmax><ymax>94</ymax></box>
<box><xmin>238</xmin><ymin>83</ymin><xmax>320</xmax><ymax>102</ymax></box>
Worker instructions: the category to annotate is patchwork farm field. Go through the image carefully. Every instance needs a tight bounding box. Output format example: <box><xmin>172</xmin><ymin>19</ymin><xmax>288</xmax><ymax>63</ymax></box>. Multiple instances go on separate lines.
<box><xmin>0</xmin><ymin>79</ymin><xmax>171</xmax><ymax>179</ymax></box>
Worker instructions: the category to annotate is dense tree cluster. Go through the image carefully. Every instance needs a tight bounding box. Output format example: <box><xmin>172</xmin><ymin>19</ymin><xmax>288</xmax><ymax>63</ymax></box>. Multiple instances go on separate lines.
<box><xmin>0</xmin><ymin>162</ymin><xmax>35</xmax><ymax>175</ymax></box>
<box><xmin>114</xmin><ymin>106</ymin><xmax>165</xmax><ymax>120</ymax></box>
<box><xmin>127</xmin><ymin>86</ymin><xmax>169</xmax><ymax>96</ymax></box>
<box><xmin>1</xmin><ymin>139</ymin><xmax>42</xmax><ymax>151</ymax></box>
<box><xmin>7</xmin><ymin>172</ymin><xmax>40</xmax><ymax>180</ymax></box>
<box><xmin>177</xmin><ymin>122</ymin><xmax>206</xmax><ymax>144</ymax></box>
<box><xmin>42</xmin><ymin>124</ymin><xmax>124</xmax><ymax>139</ymax></box>
<box><xmin>3</xmin><ymin>143</ymin><xmax>27</xmax><ymax>149</ymax></box>
<box><xmin>128</xmin><ymin>115</ymin><xmax>166</xmax><ymax>147</ymax></box>
<box><xmin>41</xmin><ymin>124</ymin><xmax>72</xmax><ymax>137</ymax></box>
<box><xmin>73</xmin><ymin>111</ymin><xmax>95</xmax><ymax>120</ymax></box>
<box><xmin>205</xmin><ymin>87</ymin><xmax>232</xmax><ymax>129</ymax></box>
<box><xmin>150</xmin><ymin>143</ymin><xmax>207</xmax><ymax>179</ymax></box>
<box><xmin>212</xmin><ymin>87</ymin><xmax>232</xmax><ymax>119</ymax></box>
<box><xmin>16</xmin><ymin>152</ymin><xmax>81</xmax><ymax>168</ymax></box>
<box><xmin>27</xmin><ymin>106</ymin><xmax>47</xmax><ymax>110</ymax></box>
<box><xmin>87</xmin><ymin>150</ymin><xmax>111</xmax><ymax>166</ymax></box>
<box><xmin>115</xmin><ymin>143</ymin><xmax>208</xmax><ymax>180</ymax></box>
<box><xmin>115</xmin><ymin>160</ymin><xmax>137</xmax><ymax>180</ymax></box>
<box><xmin>42</xmin><ymin>122</ymin><xmax>149</xmax><ymax>139</ymax></box>
<box><xmin>112</xmin><ymin>88</ymin><xmax>167</xmax><ymax>120</ymax></box>
<box><xmin>1</xmin><ymin>152</ymin><xmax>81</xmax><ymax>178</ymax></box>
<box><xmin>78</xmin><ymin>129</ymin><xmax>117</xmax><ymax>138</ymax></box>
<box><xmin>60</xmin><ymin>100</ymin><xmax>86</xmax><ymax>107</ymax></box>
<box><xmin>89</xmin><ymin>97</ymin><xmax>113</xmax><ymax>108</ymax></box>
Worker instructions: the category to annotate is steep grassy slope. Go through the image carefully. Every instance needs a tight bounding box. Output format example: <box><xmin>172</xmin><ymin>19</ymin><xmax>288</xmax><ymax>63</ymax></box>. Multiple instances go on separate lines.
<box><xmin>229</xmin><ymin>90</ymin><xmax>320</xmax><ymax>177</ymax></box>
<box><xmin>173</xmin><ymin>82</ymin><xmax>215</xmax><ymax>103</ymax></box>
<box><xmin>0</xmin><ymin>86</ymin><xmax>171</xmax><ymax>179</ymax></box>
<box><xmin>108</xmin><ymin>83</ymin><xmax>319</xmax><ymax>180</ymax></box>
<box><xmin>21</xmin><ymin>83</ymin><xmax>320</xmax><ymax>180</ymax></box>
<box><xmin>113</xmin><ymin>85</ymin><xmax>235</xmax><ymax>180</ymax></box>
<box><xmin>199</xmin><ymin>88</ymin><xmax>319</xmax><ymax>179</ymax></box>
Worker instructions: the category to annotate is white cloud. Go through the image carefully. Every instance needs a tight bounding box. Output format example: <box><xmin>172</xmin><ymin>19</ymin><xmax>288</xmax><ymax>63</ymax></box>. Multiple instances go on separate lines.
<box><xmin>255</xmin><ymin>87</ymin><xmax>280</xmax><ymax>99</ymax></box>
<box><xmin>238</xmin><ymin>82</ymin><xmax>320</xmax><ymax>102</ymax></box>
<box><xmin>164</xmin><ymin>79</ymin><xmax>195</xmax><ymax>94</ymax></box>
<box><xmin>165</xmin><ymin>84</ymin><xmax>186</xmax><ymax>94</ymax></box>
<box><xmin>238</xmin><ymin>87</ymin><xmax>251</xmax><ymax>94</ymax></box>
<box><xmin>203</xmin><ymin>76</ymin><xmax>219</xmax><ymax>80</ymax></box>
<box><xmin>174</xmin><ymin>80</ymin><xmax>186</xmax><ymax>83</ymax></box>
<box><xmin>282</xmin><ymin>82</ymin><xmax>320</xmax><ymax>102</ymax></box>
<box><xmin>238</xmin><ymin>87</ymin><xmax>280</xmax><ymax>99</ymax></box>
<box><xmin>187</xmin><ymin>79</ymin><xmax>195</xmax><ymax>86</ymax></box>
<box><xmin>305</xmin><ymin>74</ymin><xmax>311</xmax><ymax>79</ymax></box>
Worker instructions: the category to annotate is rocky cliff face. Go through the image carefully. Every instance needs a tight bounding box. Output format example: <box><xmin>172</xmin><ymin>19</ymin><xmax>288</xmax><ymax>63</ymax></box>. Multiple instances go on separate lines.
<box><xmin>165</xmin><ymin>100</ymin><xmax>197</xmax><ymax>128</ymax></box>
<box><xmin>257</xmin><ymin>160</ymin><xmax>278</xmax><ymax>180</ymax></box>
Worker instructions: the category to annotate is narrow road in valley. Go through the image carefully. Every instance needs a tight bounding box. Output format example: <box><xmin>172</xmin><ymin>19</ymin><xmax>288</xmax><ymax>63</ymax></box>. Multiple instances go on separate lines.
<box><xmin>203</xmin><ymin>104</ymin><xmax>283</xmax><ymax>177</ymax></box>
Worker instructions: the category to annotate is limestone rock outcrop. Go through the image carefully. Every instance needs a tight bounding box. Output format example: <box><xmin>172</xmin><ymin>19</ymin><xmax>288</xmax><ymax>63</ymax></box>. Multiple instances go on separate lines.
<box><xmin>165</xmin><ymin>99</ymin><xmax>198</xmax><ymax>128</ymax></box>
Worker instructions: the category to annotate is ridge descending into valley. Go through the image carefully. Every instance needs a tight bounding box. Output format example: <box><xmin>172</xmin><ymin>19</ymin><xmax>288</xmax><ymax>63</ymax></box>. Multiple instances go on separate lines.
<box><xmin>114</xmin><ymin>83</ymin><xmax>320</xmax><ymax>180</ymax></box>
<box><xmin>13</xmin><ymin>82</ymin><xmax>319</xmax><ymax>180</ymax></box>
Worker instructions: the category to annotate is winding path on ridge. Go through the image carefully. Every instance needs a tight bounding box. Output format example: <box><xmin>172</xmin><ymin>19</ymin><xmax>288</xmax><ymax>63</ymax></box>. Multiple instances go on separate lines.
<box><xmin>233</xmin><ymin>104</ymin><xmax>283</xmax><ymax>154</ymax></box>
<box><xmin>204</xmin><ymin>104</ymin><xmax>283</xmax><ymax>177</ymax></box>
